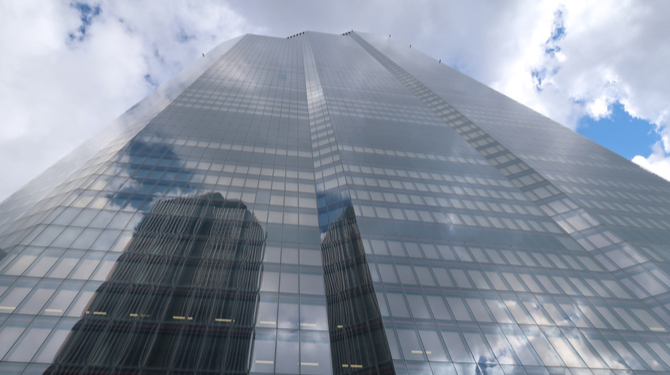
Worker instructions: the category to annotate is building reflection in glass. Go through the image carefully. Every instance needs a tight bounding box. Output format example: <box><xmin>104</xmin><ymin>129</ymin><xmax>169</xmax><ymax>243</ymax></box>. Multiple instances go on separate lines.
<box><xmin>321</xmin><ymin>206</ymin><xmax>394</xmax><ymax>375</ymax></box>
<box><xmin>44</xmin><ymin>192</ymin><xmax>266</xmax><ymax>374</ymax></box>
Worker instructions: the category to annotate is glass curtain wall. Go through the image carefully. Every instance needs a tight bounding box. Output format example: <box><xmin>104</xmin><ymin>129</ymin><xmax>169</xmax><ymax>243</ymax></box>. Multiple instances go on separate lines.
<box><xmin>1</xmin><ymin>31</ymin><xmax>670</xmax><ymax>375</ymax></box>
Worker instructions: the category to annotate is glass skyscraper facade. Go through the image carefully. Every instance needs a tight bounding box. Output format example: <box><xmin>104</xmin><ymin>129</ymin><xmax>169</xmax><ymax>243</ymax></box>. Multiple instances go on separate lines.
<box><xmin>2</xmin><ymin>31</ymin><xmax>670</xmax><ymax>375</ymax></box>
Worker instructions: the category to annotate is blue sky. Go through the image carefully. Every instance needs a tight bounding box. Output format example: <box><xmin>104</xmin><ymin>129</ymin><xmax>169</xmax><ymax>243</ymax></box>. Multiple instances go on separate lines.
<box><xmin>1</xmin><ymin>1</ymin><xmax>670</xmax><ymax>202</ymax></box>
<box><xmin>578</xmin><ymin>103</ymin><xmax>660</xmax><ymax>161</ymax></box>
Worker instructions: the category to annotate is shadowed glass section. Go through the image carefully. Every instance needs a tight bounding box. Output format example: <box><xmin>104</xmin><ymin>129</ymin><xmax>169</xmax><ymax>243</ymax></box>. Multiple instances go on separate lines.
<box><xmin>322</xmin><ymin>206</ymin><xmax>394</xmax><ymax>375</ymax></box>
<box><xmin>43</xmin><ymin>192</ymin><xmax>265</xmax><ymax>374</ymax></box>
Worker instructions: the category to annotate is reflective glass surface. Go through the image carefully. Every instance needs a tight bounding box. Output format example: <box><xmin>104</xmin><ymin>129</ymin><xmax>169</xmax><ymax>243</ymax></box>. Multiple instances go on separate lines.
<box><xmin>1</xmin><ymin>31</ymin><xmax>670</xmax><ymax>375</ymax></box>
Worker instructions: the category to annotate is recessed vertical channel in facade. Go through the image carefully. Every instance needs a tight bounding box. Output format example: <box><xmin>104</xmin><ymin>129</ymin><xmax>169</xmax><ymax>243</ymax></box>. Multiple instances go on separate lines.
<box><xmin>322</xmin><ymin>206</ymin><xmax>394</xmax><ymax>375</ymax></box>
<box><xmin>2</xmin><ymin>31</ymin><xmax>670</xmax><ymax>375</ymax></box>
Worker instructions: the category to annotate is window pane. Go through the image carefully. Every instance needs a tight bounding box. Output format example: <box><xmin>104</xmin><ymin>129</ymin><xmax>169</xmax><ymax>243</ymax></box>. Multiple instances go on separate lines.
<box><xmin>419</xmin><ymin>329</ymin><xmax>449</xmax><ymax>362</ymax></box>
<box><xmin>275</xmin><ymin>330</ymin><xmax>299</xmax><ymax>374</ymax></box>
<box><xmin>5</xmin><ymin>318</ymin><xmax>55</xmax><ymax>362</ymax></box>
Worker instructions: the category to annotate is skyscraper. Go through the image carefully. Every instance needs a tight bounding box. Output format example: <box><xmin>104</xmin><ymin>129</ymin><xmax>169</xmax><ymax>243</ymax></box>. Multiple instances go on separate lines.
<box><xmin>2</xmin><ymin>30</ymin><xmax>670</xmax><ymax>375</ymax></box>
<box><xmin>44</xmin><ymin>192</ymin><xmax>266</xmax><ymax>374</ymax></box>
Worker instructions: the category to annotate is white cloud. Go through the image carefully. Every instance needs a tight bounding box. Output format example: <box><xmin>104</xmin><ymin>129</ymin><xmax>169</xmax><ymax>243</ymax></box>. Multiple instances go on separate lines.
<box><xmin>482</xmin><ymin>0</ymin><xmax>670</xmax><ymax>180</ymax></box>
<box><xmin>2</xmin><ymin>1</ymin><xmax>670</xmax><ymax>203</ymax></box>
<box><xmin>391</xmin><ymin>0</ymin><xmax>670</xmax><ymax>181</ymax></box>
<box><xmin>0</xmin><ymin>0</ymin><xmax>259</xmax><ymax>202</ymax></box>
<box><xmin>633</xmin><ymin>143</ymin><xmax>670</xmax><ymax>181</ymax></box>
